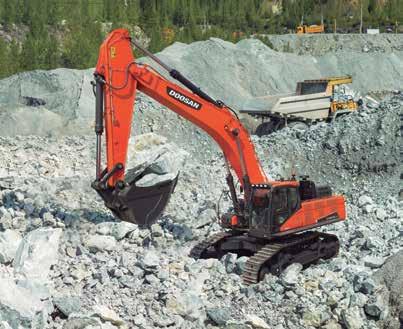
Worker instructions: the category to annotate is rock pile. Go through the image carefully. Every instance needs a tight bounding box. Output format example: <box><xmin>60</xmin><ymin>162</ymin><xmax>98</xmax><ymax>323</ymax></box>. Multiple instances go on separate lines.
<box><xmin>265</xmin><ymin>33</ymin><xmax>403</xmax><ymax>55</ymax></box>
<box><xmin>0</xmin><ymin>33</ymin><xmax>402</xmax><ymax>329</ymax></box>
<box><xmin>0</xmin><ymin>90</ymin><xmax>401</xmax><ymax>328</ymax></box>
<box><xmin>0</xmin><ymin>35</ymin><xmax>402</xmax><ymax>136</ymax></box>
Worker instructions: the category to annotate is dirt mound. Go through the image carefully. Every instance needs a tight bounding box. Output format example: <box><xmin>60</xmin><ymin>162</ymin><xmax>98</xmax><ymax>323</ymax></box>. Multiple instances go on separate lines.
<box><xmin>0</xmin><ymin>35</ymin><xmax>402</xmax><ymax>136</ymax></box>
<box><xmin>266</xmin><ymin>33</ymin><xmax>403</xmax><ymax>55</ymax></box>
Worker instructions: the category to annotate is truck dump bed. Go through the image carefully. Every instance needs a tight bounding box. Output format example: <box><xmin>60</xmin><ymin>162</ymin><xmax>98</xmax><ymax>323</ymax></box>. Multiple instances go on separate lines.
<box><xmin>241</xmin><ymin>92</ymin><xmax>331</xmax><ymax>121</ymax></box>
<box><xmin>241</xmin><ymin>76</ymin><xmax>353</xmax><ymax>123</ymax></box>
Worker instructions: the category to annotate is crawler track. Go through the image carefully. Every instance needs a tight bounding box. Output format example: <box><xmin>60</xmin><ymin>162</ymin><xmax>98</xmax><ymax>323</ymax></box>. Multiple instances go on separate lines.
<box><xmin>190</xmin><ymin>230</ymin><xmax>340</xmax><ymax>285</ymax></box>
<box><xmin>242</xmin><ymin>232</ymin><xmax>339</xmax><ymax>285</ymax></box>
<box><xmin>242</xmin><ymin>242</ymin><xmax>283</xmax><ymax>285</ymax></box>
<box><xmin>189</xmin><ymin>232</ymin><xmax>233</xmax><ymax>259</ymax></box>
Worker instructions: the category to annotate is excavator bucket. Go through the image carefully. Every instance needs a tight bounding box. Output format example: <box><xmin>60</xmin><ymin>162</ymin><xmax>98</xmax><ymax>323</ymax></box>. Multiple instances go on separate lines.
<box><xmin>93</xmin><ymin>175</ymin><xmax>178</xmax><ymax>227</ymax></box>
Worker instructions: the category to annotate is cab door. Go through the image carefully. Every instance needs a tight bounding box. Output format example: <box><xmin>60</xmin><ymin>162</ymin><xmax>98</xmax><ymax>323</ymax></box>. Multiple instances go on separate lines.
<box><xmin>271</xmin><ymin>187</ymin><xmax>300</xmax><ymax>232</ymax></box>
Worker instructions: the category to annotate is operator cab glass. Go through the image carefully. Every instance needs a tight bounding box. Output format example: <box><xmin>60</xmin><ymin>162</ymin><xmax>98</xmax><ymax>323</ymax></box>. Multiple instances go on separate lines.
<box><xmin>271</xmin><ymin>186</ymin><xmax>300</xmax><ymax>232</ymax></box>
<box><xmin>249</xmin><ymin>186</ymin><xmax>301</xmax><ymax>235</ymax></box>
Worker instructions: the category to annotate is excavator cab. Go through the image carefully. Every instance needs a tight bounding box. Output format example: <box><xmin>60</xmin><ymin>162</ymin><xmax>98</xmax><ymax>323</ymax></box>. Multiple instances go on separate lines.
<box><xmin>243</xmin><ymin>185</ymin><xmax>301</xmax><ymax>235</ymax></box>
<box><xmin>222</xmin><ymin>178</ymin><xmax>334</xmax><ymax>238</ymax></box>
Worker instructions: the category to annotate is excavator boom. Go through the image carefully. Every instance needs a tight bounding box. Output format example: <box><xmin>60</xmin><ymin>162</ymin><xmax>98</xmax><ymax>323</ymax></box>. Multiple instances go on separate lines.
<box><xmin>92</xmin><ymin>29</ymin><xmax>268</xmax><ymax>226</ymax></box>
<box><xmin>94</xmin><ymin>29</ymin><xmax>267</xmax><ymax>187</ymax></box>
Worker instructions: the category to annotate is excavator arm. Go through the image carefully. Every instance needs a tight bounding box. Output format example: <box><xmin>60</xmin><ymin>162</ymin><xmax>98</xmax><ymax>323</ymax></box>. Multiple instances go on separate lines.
<box><xmin>94</xmin><ymin>29</ymin><xmax>267</xmax><ymax>188</ymax></box>
<box><xmin>92</xmin><ymin>29</ymin><xmax>269</xmax><ymax>226</ymax></box>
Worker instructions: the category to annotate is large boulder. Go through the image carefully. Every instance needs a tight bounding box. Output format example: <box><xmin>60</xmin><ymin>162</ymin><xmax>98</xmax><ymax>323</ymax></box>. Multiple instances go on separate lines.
<box><xmin>280</xmin><ymin>263</ymin><xmax>303</xmax><ymax>286</ymax></box>
<box><xmin>0</xmin><ymin>230</ymin><xmax>22</xmax><ymax>264</ymax></box>
<box><xmin>85</xmin><ymin>235</ymin><xmax>117</xmax><ymax>253</ymax></box>
<box><xmin>0</xmin><ymin>277</ymin><xmax>46</xmax><ymax>328</ymax></box>
<box><xmin>125</xmin><ymin>133</ymin><xmax>187</xmax><ymax>187</ymax></box>
<box><xmin>165</xmin><ymin>292</ymin><xmax>205</xmax><ymax>322</ymax></box>
<box><xmin>13</xmin><ymin>227</ymin><xmax>62</xmax><ymax>286</ymax></box>
<box><xmin>0</xmin><ymin>68</ymin><xmax>94</xmax><ymax>136</ymax></box>
<box><xmin>373</xmin><ymin>250</ymin><xmax>403</xmax><ymax>324</ymax></box>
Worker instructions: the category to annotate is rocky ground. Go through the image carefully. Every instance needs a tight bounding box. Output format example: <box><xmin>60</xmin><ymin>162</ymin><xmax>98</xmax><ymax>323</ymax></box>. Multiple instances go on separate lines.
<box><xmin>0</xmin><ymin>85</ymin><xmax>401</xmax><ymax>329</ymax></box>
<box><xmin>0</xmin><ymin>33</ymin><xmax>402</xmax><ymax>329</ymax></box>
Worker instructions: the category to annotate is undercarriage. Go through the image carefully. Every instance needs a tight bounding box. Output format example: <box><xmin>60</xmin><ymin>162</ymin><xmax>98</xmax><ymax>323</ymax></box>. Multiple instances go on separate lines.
<box><xmin>190</xmin><ymin>230</ymin><xmax>340</xmax><ymax>285</ymax></box>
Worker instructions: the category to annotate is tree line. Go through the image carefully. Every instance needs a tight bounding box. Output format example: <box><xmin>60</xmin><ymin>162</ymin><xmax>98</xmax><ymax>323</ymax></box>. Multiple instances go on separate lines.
<box><xmin>0</xmin><ymin>0</ymin><xmax>402</xmax><ymax>79</ymax></box>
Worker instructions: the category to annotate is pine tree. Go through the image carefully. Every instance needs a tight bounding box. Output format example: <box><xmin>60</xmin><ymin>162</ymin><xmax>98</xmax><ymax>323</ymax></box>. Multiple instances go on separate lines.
<box><xmin>2</xmin><ymin>0</ymin><xmax>17</xmax><ymax>26</ymax></box>
<box><xmin>61</xmin><ymin>22</ymin><xmax>104</xmax><ymax>69</ymax></box>
<box><xmin>0</xmin><ymin>38</ymin><xmax>9</xmax><ymax>78</ymax></box>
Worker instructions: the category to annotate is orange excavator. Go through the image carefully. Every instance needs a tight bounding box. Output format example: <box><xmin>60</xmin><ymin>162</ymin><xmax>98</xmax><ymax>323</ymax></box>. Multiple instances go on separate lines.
<box><xmin>92</xmin><ymin>29</ymin><xmax>346</xmax><ymax>284</ymax></box>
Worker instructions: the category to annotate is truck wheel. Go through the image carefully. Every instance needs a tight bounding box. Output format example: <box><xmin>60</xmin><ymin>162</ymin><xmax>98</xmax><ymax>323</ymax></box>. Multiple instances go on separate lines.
<box><xmin>255</xmin><ymin>122</ymin><xmax>275</xmax><ymax>137</ymax></box>
<box><xmin>288</xmin><ymin>121</ymin><xmax>308</xmax><ymax>132</ymax></box>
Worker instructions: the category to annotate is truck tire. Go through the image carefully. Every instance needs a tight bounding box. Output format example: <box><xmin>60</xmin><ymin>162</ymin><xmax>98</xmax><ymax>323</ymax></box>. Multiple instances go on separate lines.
<box><xmin>255</xmin><ymin>121</ymin><xmax>275</xmax><ymax>137</ymax></box>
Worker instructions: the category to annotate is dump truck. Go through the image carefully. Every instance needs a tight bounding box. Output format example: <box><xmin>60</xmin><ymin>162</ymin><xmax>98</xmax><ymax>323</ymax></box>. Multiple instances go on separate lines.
<box><xmin>241</xmin><ymin>76</ymin><xmax>362</xmax><ymax>136</ymax></box>
<box><xmin>296</xmin><ymin>24</ymin><xmax>325</xmax><ymax>34</ymax></box>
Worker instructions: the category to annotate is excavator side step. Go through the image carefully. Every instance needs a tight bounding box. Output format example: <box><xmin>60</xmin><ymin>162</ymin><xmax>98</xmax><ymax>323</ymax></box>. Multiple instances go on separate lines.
<box><xmin>189</xmin><ymin>230</ymin><xmax>340</xmax><ymax>285</ymax></box>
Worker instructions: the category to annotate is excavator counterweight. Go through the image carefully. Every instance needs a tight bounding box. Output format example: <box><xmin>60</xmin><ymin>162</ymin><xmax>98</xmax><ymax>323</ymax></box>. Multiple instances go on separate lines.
<box><xmin>92</xmin><ymin>29</ymin><xmax>346</xmax><ymax>283</ymax></box>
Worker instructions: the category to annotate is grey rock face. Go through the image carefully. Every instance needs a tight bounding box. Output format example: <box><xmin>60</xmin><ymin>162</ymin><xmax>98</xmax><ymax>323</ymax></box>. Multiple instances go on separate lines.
<box><xmin>0</xmin><ymin>68</ymin><xmax>94</xmax><ymax>136</ymax></box>
<box><xmin>280</xmin><ymin>263</ymin><xmax>303</xmax><ymax>286</ymax></box>
<box><xmin>341</xmin><ymin>307</ymin><xmax>365</xmax><ymax>329</ymax></box>
<box><xmin>0</xmin><ymin>277</ymin><xmax>46</xmax><ymax>328</ymax></box>
<box><xmin>13</xmin><ymin>227</ymin><xmax>62</xmax><ymax>285</ymax></box>
<box><xmin>206</xmin><ymin>307</ymin><xmax>232</xmax><ymax>326</ymax></box>
<box><xmin>1</xmin><ymin>36</ymin><xmax>402</xmax><ymax>137</ymax></box>
<box><xmin>266</xmin><ymin>34</ymin><xmax>403</xmax><ymax>56</ymax></box>
<box><xmin>0</xmin><ymin>229</ymin><xmax>22</xmax><ymax>263</ymax></box>
<box><xmin>85</xmin><ymin>235</ymin><xmax>117</xmax><ymax>253</ymax></box>
<box><xmin>53</xmin><ymin>295</ymin><xmax>81</xmax><ymax>317</ymax></box>
<box><xmin>373</xmin><ymin>250</ymin><xmax>403</xmax><ymax>325</ymax></box>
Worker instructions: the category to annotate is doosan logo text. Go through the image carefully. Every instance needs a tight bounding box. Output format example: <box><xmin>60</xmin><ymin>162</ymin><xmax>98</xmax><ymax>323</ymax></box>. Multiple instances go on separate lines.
<box><xmin>167</xmin><ymin>87</ymin><xmax>202</xmax><ymax>110</ymax></box>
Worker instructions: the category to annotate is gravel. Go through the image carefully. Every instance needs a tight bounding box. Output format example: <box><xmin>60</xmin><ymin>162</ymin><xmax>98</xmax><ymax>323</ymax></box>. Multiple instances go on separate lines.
<box><xmin>0</xmin><ymin>93</ymin><xmax>399</xmax><ymax>328</ymax></box>
<box><xmin>265</xmin><ymin>33</ymin><xmax>403</xmax><ymax>56</ymax></box>
<box><xmin>0</xmin><ymin>36</ymin><xmax>401</xmax><ymax>329</ymax></box>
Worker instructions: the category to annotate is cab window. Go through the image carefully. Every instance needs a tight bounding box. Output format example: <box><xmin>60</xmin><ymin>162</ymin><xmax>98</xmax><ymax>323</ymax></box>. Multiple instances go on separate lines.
<box><xmin>272</xmin><ymin>188</ymin><xmax>287</xmax><ymax>213</ymax></box>
<box><xmin>272</xmin><ymin>187</ymin><xmax>300</xmax><ymax>229</ymax></box>
<box><xmin>288</xmin><ymin>187</ymin><xmax>299</xmax><ymax>211</ymax></box>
